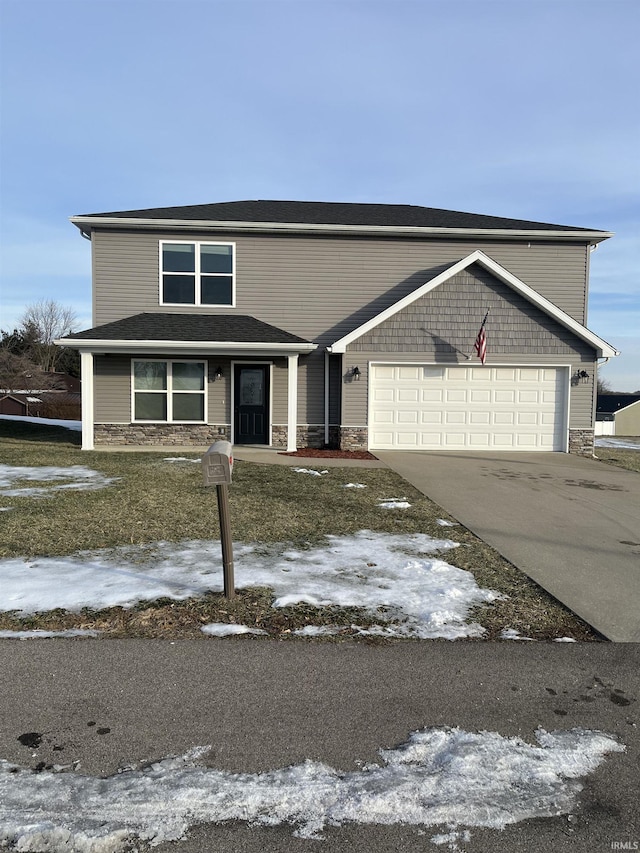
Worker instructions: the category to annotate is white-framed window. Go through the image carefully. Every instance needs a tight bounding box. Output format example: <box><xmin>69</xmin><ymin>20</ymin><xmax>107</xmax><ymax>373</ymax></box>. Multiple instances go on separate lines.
<box><xmin>132</xmin><ymin>360</ymin><xmax>207</xmax><ymax>422</ymax></box>
<box><xmin>160</xmin><ymin>240</ymin><xmax>235</xmax><ymax>306</ymax></box>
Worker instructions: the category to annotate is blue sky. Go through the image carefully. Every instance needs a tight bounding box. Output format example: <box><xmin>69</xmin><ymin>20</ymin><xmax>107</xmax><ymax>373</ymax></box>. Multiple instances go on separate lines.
<box><xmin>1</xmin><ymin>0</ymin><xmax>638</xmax><ymax>390</ymax></box>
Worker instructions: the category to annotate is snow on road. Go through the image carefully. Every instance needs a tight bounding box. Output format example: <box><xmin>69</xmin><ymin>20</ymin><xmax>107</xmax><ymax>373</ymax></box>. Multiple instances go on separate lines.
<box><xmin>0</xmin><ymin>531</ymin><xmax>499</xmax><ymax>639</ymax></box>
<box><xmin>0</xmin><ymin>726</ymin><xmax>624</xmax><ymax>852</ymax></box>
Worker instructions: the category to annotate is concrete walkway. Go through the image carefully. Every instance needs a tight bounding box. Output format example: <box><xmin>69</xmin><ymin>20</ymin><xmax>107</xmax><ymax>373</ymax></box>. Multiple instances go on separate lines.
<box><xmin>376</xmin><ymin>451</ymin><xmax>640</xmax><ymax>642</ymax></box>
<box><xmin>233</xmin><ymin>446</ymin><xmax>387</xmax><ymax>468</ymax></box>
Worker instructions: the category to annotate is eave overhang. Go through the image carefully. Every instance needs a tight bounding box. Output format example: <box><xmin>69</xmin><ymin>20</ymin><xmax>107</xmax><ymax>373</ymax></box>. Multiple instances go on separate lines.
<box><xmin>70</xmin><ymin>216</ymin><xmax>614</xmax><ymax>244</ymax></box>
<box><xmin>327</xmin><ymin>250</ymin><xmax>619</xmax><ymax>359</ymax></box>
<box><xmin>54</xmin><ymin>338</ymin><xmax>317</xmax><ymax>356</ymax></box>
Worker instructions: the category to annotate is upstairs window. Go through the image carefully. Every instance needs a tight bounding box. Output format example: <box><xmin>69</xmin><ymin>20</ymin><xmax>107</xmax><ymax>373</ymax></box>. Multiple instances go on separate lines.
<box><xmin>160</xmin><ymin>241</ymin><xmax>235</xmax><ymax>306</ymax></box>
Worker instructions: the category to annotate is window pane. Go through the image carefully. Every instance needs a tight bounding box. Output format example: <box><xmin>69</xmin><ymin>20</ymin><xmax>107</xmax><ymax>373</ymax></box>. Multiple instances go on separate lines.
<box><xmin>135</xmin><ymin>392</ymin><xmax>167</xmax><ymax>420</ymax></box>
<box><xmin>163</xmin><ymin>274</ymin><xmax>195</xmax><ymax>304</ymax></box>
<box><xmin>239</xmin><ymin>369</ymin><xmax>264</xmax><ymax>405</ymax></box>
<box><xmin>173</xmin><ymin>362</ymin><xmax>205</xmax><ymax>391</ymax></box>
<box><xmin>201</xmin><ymin>275</ymin><xmax>233</xmax><ymax>305</ymax></box>
<box><xmin>173</xmin><ymin>393</ymin><xmax>204</xmax><ymax>421</ymax></box>
<box><xmin>201</xmin><ymin>244</ymin><xmax>232</xmax><ymax>273</ymax></box>
<box><xmin>163</xmin><ymin>243</ymin><xmax>195</xmax><ymax>272</ymax></box>
<box><xmin>134</xmin><ymin>361</ymin><xmax>166</xmax><ymax>390</ymax></box>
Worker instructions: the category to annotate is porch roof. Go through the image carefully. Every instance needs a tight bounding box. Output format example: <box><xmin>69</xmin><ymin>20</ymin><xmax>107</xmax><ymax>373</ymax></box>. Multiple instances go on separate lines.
<box><xmin>57</xmin><ymin>313</ymin><xmax>317</xmax><ymax>356</ymax></box>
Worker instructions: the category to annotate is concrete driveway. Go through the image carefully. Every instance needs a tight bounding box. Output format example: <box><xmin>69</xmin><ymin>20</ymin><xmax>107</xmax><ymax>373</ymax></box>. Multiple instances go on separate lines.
<box><xmin>376</xmin><ymin>451</ymin><xmax>640</xmax><ymax>642</ymax></box>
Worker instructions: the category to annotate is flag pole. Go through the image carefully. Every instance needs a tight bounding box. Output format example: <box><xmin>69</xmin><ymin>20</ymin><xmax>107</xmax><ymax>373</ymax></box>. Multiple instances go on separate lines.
<box><xmin>470</xmin><ymin>309</ymin><xmax>489</xmax><ymax>362</ymax></box>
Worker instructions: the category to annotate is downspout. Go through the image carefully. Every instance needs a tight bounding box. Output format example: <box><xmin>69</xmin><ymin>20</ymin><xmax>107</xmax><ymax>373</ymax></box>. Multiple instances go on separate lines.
<box><xmin>324</xmin><ymin>349</ymin><xmax>330</xmax><ymax>446</ymax></box>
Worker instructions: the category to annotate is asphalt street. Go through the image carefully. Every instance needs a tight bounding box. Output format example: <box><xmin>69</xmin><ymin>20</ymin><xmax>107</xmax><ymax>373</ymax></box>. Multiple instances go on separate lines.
<box><xmin>0</xmin><ymin>639</ymin><xmax>638</xmax><ymax>852</ymax></box>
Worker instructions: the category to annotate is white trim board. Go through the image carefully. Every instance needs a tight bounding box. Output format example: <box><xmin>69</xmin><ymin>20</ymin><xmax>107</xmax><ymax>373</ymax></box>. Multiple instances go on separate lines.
<box><xmin>327</xmin><ymin>250</ymin><xmax>618</xmax><ymax>359</ymax></box>
<box><xmin>70</xmin><ymin>216</ymin><xmax>613</xmax><ymax>244</ymax></box>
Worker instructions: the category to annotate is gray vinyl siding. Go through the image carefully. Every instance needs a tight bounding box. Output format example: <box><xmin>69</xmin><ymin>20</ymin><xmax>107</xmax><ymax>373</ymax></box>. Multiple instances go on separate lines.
<box><xmin>341</xmin><ymin>265</ymin><xmax>597</xmax><ymax>430</ymax></box>
<box><xmin>92</xmin><ymin>230</ymin><xmax>590</xmax><ymax>333</ymax></box>
<box><xmin>94</xmin><ymin>354</ymin><xmax>290</xmax><ymax>426</ymax></box>
<box><xmin>94</xmin><ymin>355</ymin><xmax>130</xmax><ymax>422</ymax></box>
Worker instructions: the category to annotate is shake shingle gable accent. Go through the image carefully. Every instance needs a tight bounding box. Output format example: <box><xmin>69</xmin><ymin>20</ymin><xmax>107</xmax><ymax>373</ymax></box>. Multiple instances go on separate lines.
<box><xmin>71</xmin><ymin>200</ymin><xmax>613</xmax><ymax>242</ymax></box>
<box><xmin>328</xmin><ymin>251</ymin><xmax>618</xmax><ymax>359</ymax></box>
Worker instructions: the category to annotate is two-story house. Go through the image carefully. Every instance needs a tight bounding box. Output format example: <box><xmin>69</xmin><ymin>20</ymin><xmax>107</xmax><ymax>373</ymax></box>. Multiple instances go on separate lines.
<box><xmin>58</xmin><ymin>200</ymin><xmax>618</xmax><ymax>455</ymax></box>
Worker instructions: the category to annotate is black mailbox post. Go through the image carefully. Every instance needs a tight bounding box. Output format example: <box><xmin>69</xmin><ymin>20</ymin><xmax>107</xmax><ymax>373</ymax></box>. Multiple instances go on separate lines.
<box><xmin>201</xmin><ymin>441</ymin><xmax>235</xmax><ymax>599</ymax></box>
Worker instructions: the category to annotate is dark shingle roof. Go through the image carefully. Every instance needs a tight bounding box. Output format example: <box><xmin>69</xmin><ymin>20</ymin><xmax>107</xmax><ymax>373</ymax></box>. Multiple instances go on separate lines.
<box><xmin>77</xmin><ymin>200</ymin><xmax>600</xmax><ymax>233</ymax></box>
<box><xmin>596</xmin><ymin>393</ymin><xmax>640</xmax><ymax>414</ymax></box>
<box><xmin>66</xmin><ymin>313</ymin><xmax>310</xmax><ymax>344</ymax></box>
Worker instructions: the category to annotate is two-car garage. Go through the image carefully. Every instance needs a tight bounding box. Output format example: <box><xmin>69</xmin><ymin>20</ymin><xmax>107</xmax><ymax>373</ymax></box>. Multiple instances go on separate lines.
<box><xmin>369</xmin><ymin>364</ymin><xmax>569</xmax><ymax>451</ymax></box>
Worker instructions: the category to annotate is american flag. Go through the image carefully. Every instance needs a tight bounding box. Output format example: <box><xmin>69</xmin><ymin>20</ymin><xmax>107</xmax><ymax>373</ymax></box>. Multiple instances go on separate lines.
<box><xmin>474</xmin><ymin>312</ymin><xmax>488</xmax><ymax>364</ymax></box>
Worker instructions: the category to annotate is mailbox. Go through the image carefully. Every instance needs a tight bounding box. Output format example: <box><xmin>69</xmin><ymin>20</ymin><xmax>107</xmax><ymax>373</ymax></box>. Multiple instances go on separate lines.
<box><xmin>202</xmin><ymin>440</ymin><xmax>233</xmax><ymax>486</ymax></box>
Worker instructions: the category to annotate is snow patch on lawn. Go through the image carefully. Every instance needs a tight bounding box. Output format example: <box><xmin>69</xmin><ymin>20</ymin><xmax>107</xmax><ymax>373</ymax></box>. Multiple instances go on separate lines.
<box><xmin>0</xmin><ymin>531</ymin><xmax>499</xmax><ymax>639</ymax></box>
<box><xmin>378</xmin><ymin>499</ymin><xmax>411</xmax><ymax>509</ymax></box>
<box><xmin>0</xmin><ymin>629</ymin><xmax>99</xmax><ymax>640</ymax></box>
<box><xmin>0</xmin><ymin>726</ymin><xmax>624</xmax><ymax>851</ymax></box>
<box><xmin>163</xmin><ymin>457</ymin><xmax>200</xmax><ymax>464</ymax></box>
<box><xmin>436</xmin><ymin>519</ymin><xmax>459</xmax><ymax>527</ymax></box>
<box><xmin>0</xmin><ymin>465</ymin><xmax>117</xmax><ymax>497</ymax></box>
<box><xmin>294</xmin><ymin>625</ymin><xmax>344</xmax><ymax>637</ymax></box>
<box><xmin>342</xmin><ymin>483</ymin><xmax>366</xmax><ymax>488</ymax></box>
<box><xmin>0</xmin><ymin>414</ymin><xmax>81</xmax><ymax>431</ymax></box>
<box><xmin>501</xmin><ymin>628</ymin><xmax>535</xmax><ymax>641</ymax></box>
<box><xmin>201</xmin><ymin>623</ymin><xmax>267</xmax><ymax>637</ymax></box>
<box><xmin>292</xmin><ymin>468</ymin><xmax>329</xmax><ymax>476</ymax></box>
<box><xmin>595</xmin><ymin>437</ymin><xmax>640</xmax><ymax>450</ymax></box>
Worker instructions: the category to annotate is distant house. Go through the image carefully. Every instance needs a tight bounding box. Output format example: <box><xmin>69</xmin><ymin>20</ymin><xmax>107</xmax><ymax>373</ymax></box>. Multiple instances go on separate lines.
<box><xmin>0</xmin><ymin>394</ymin><xmax>39</xmax><ymax>416</ymax></box>
<box><xmin>596</xmin><ymin>394</ymin><xmax>640</xmax><ymax>436</ymax></box>
<box><xmin>58</xmin><ymin>200</ymin><xmax>618</xmax><ymax>455</ymax></box>
<box><xmin>0</xmin><ymin>374</ymin><xmax>81</xmax><ymax>420</ymax></box>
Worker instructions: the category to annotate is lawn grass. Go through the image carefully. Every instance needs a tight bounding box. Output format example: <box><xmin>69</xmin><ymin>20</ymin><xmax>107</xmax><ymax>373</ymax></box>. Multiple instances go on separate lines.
<box><xmin>0</xmin><ymin>420</ymin><xmax>600</xmax><ymax>641</ymax></box>
<box><xmin>594</xmin><ymin>443</ymin><xmax>640</xmax><ymax>474</ymax></box>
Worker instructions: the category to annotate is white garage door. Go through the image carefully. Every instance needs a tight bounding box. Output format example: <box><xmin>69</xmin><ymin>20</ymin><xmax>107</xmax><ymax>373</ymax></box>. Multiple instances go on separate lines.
<box><xmin>370</xmin><ymin>364</ymin><xmax>567</xmax><ymax>451</ymax></box>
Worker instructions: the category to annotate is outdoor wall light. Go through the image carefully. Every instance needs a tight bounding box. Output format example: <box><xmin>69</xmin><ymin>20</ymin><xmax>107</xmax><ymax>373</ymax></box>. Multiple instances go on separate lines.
<box><xmin>352</xmin><ymin>366</ymin><xmax>361</xmax><ymax>381</ymax></box>
<box><xmin>574</xmin><ymin>369</ymin><xmax>590</xmax><ymax>384</ymax></box>
<box><xmin>214</xmin><ymin>366</ymin><xmax>223</xmax><ymax>380</ymax></box>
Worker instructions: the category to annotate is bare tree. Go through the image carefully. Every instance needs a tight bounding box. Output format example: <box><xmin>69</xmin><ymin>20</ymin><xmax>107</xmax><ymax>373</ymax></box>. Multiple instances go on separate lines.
<box><xmin>19</xmin><ymin>299</ymin><xmax>78</xmax><ymax>373</ymax></box>
<box><xmin>597</xmin><ymin>375</ymin><xmax>613</xmax><ymax>395</ymax></box>
<box><xmin>0</xmin><ymin>350</ymin><xmax>65</xmax><ymax>394</ymax></box>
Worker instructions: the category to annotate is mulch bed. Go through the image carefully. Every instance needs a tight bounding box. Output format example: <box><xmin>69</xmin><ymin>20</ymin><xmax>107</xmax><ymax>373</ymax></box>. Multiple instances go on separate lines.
<box><xmin>279</xmin><ymin>448</ymin><xmax>378</xmax><ymax>460</ymax></box>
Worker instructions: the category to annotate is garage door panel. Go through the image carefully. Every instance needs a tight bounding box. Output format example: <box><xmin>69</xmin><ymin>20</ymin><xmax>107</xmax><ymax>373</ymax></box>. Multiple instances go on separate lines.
<box><xmin>398</xmin><ymin>389</ymin><xmax>419</xmax><ymax>402</ymax></box>
<box><xmin>398</xmin><ymin>366</ymin><xmax>421</xmax><ymax>380</ymax></box>
<box><xmin>373</xmin><ymin>388</ymin><xmax>395</xmax><ymax>402</ymax></box>
<box><xmin>372</xmin><ymin>410</ymin><xmax>394</xmax><ymax>424</ymax></box>
<box><xmin>370</xmin><ymin>364</ymin><xmax>567</xmax><ymax>451</ymax></box>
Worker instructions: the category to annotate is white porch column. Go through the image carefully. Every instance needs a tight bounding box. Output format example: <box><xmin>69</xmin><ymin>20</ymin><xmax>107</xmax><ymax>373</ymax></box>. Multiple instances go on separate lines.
<box><xmin>287</xmin><ymin>353</ymin><xmax>299</xmax><ymax>452</ymax></box>
<box><xmin>80</xmin><ymin>351</ymin><xmax>94</xmax><ymax>451</ymax></box>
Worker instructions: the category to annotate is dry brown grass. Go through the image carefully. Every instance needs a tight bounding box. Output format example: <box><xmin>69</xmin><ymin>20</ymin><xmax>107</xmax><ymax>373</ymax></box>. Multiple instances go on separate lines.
<box><xmin>0</xmin><ymin>420</ymin><xmax>601</xmax><ymax>642</ymax></box>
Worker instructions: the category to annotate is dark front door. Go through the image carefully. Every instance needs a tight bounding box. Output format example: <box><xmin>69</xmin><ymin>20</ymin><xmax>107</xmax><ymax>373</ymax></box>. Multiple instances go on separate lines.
<box><xmin>234</xmin><ymin>365</ymin><xmax>269</xmax><ymax>444</ymax></box>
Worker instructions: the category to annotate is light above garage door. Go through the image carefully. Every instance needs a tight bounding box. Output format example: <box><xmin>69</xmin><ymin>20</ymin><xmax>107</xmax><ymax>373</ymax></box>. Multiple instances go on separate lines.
<box><xmin>370</xmin><ymin>364</ymin><xmax>568</xmax><ymax>451</ymax></box>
